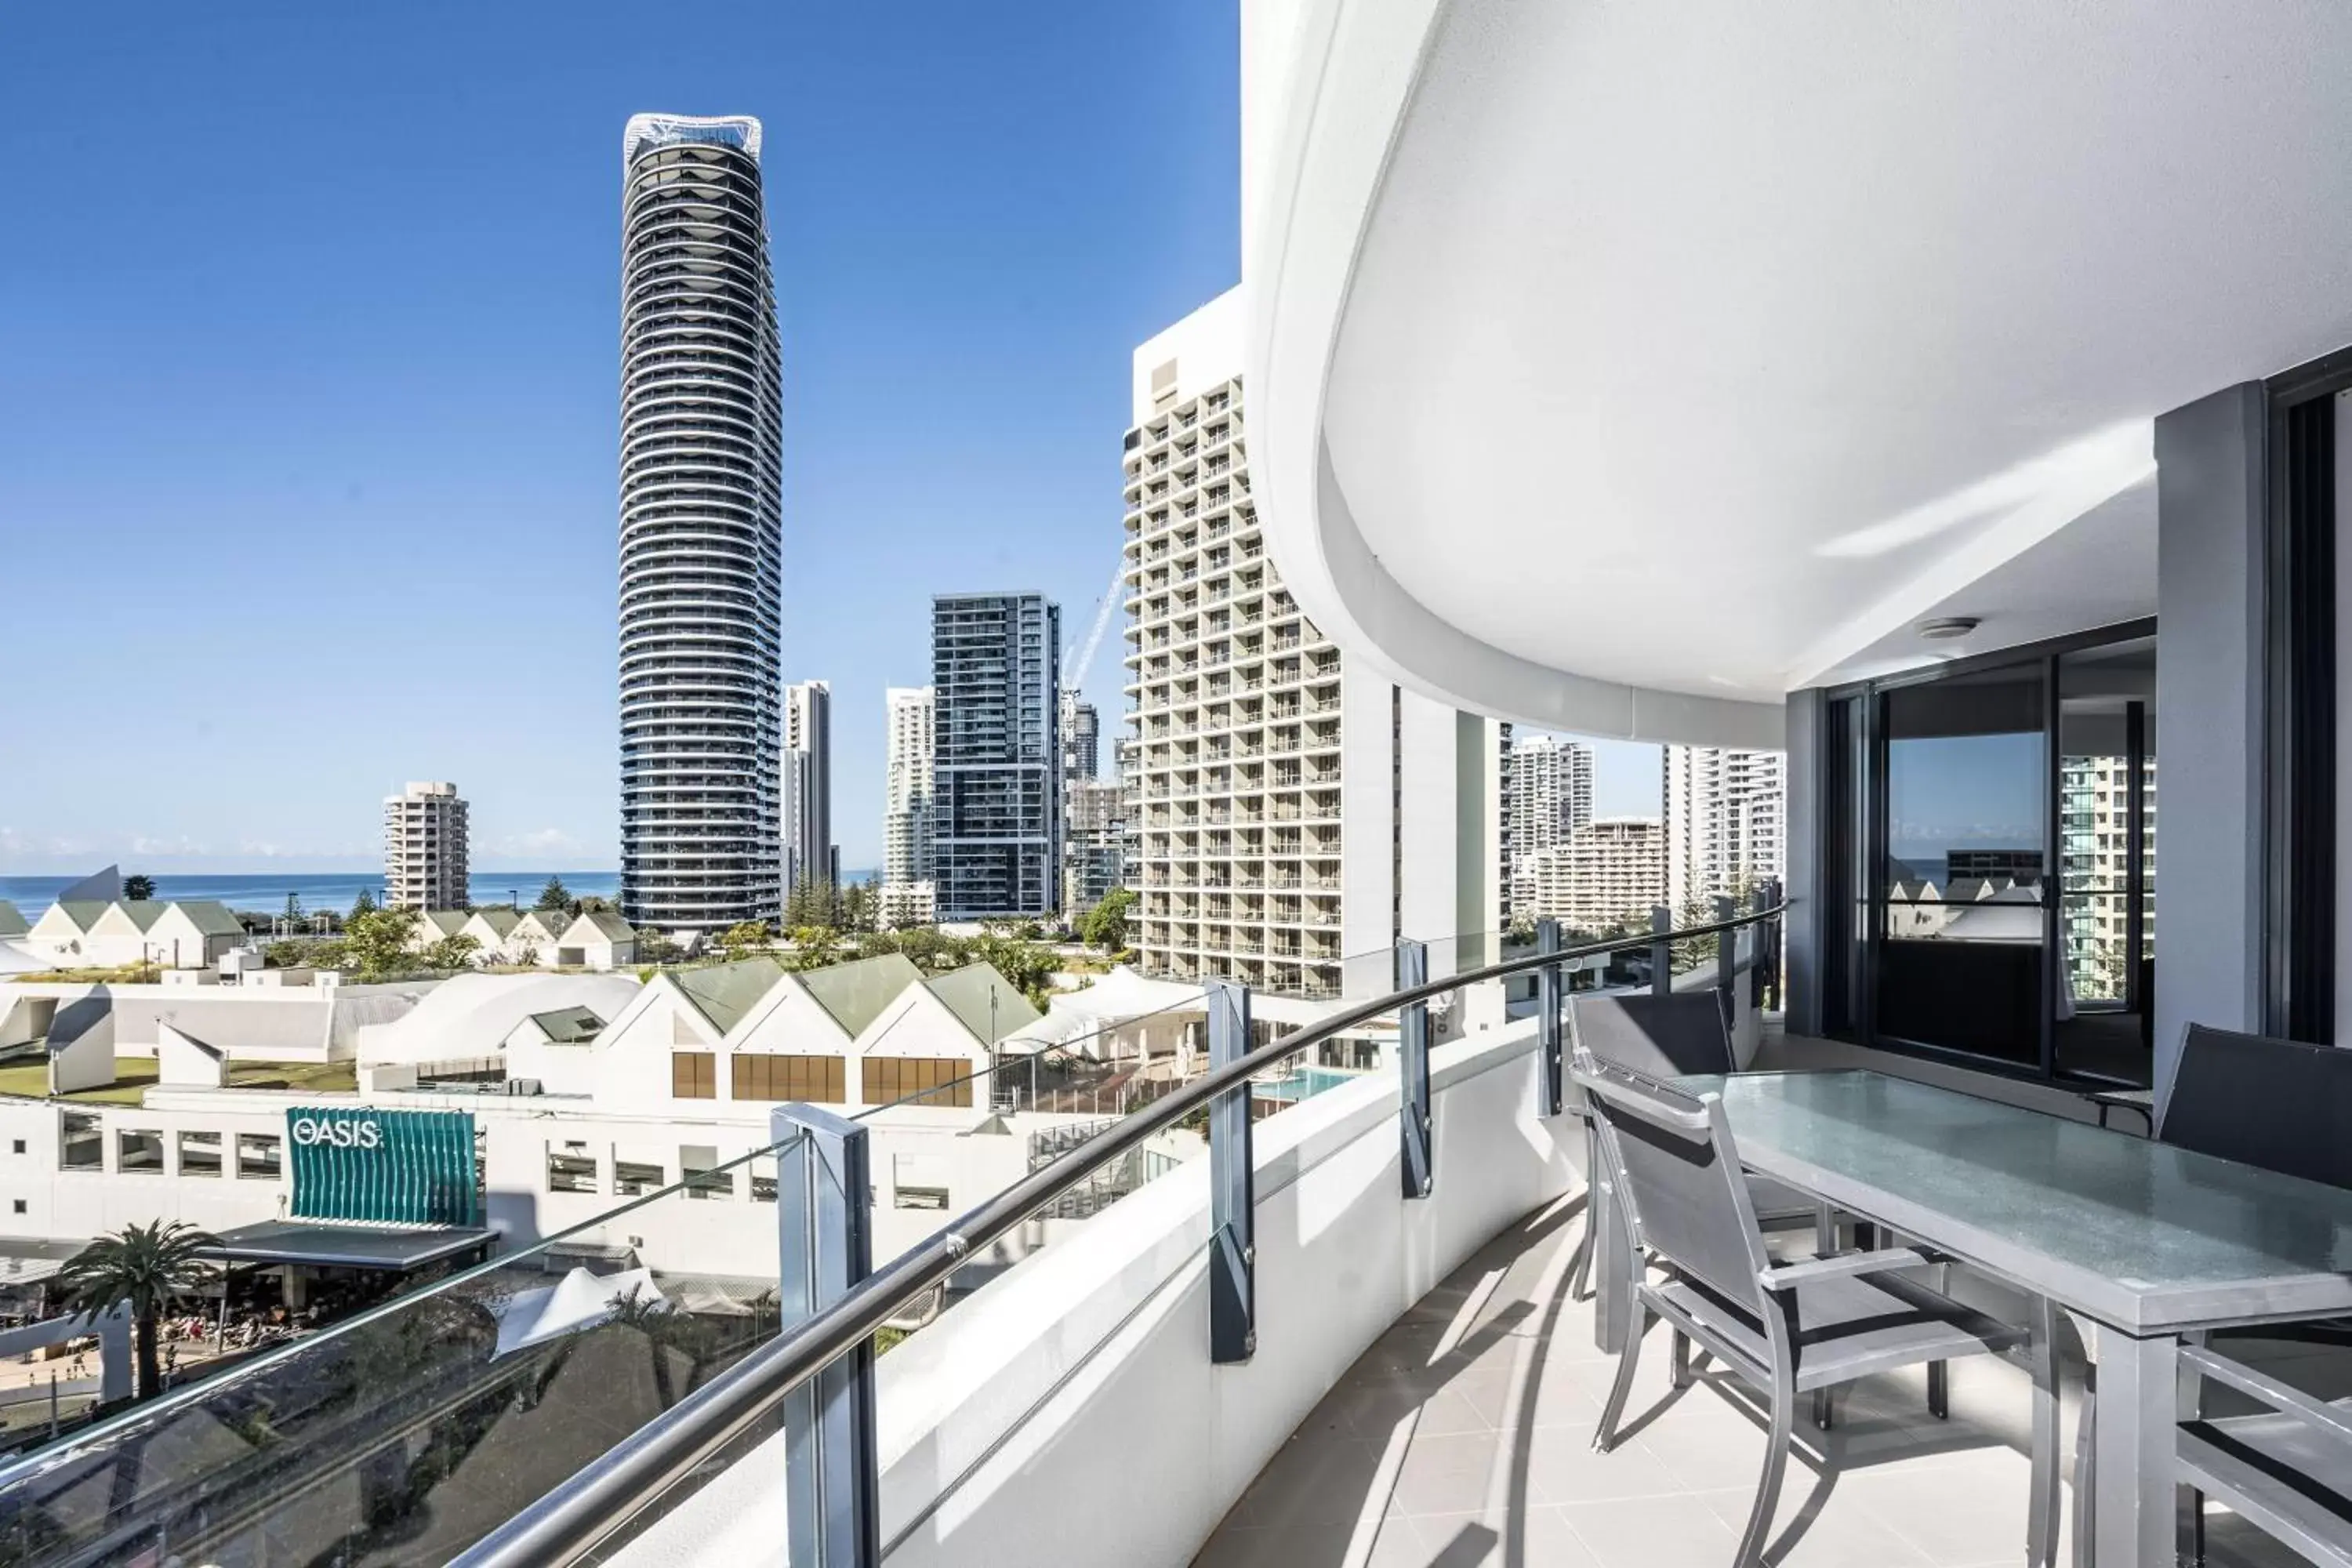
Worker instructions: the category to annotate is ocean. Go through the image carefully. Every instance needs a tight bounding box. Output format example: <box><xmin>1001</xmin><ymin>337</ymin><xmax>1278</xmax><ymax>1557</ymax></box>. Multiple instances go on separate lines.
<box><xmin>0</xmin><ymin>872</ymin><xmax>621</xmax><ymax>920</ymax></box>
<box><xmin>0</xmin><ymin>868</ymin><xmax>882</xmax><ymax>921</ymax></box>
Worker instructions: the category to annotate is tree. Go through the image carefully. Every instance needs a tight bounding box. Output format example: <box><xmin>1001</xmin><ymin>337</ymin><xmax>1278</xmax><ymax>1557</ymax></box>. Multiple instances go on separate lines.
<box><xmin>535</xmin><ymin>877</ymin><xmax>572</xmax><ymax>912</ymax></box>
<box><xmin>419</xmin><ymin>933</ymin><xmax>481</xmax><ymax>971</ymax></box>
<box><xmin>969</xmin><ymin>935</ymin><xmax>1057</xmax><ymax>1011</ymax></box>
<box><xmin>638</xmin><ymin>934</ymin><xmax>684</xmax><ymax>965</ymax></box>
<box><xmin>717</xmin><ymin>920</ymin><xmax>773</xmax><ymax>960</ymax></box>
<box><xmin>784</xmin><ymin>877</ymin><xmax>839</xmax><ymax>931</ymax></box>
<box><xmin>782</xmin><ymin>926</ymin><xmax>844</xmax><ymax>971</ymax></box>
<box><xmin>343</xmin><ymin>907</ymin><xmax>420</xmax><ymax>981</ymax></box>
<box><xmin>575</xmin><ymin>895</ymin><xmax>615</xmax><ymax>915</ymax></box>
<box><xmin>839</xmin><ymin>879</ymin><xmax>877</xmax><ymax>935</ymax></box>
<box><xmin>282</xmin><ymin>892</ymin><xmax>304</xmax><ymax>927</ymax></box>
<box><xmin>349</xmin><ymin>887</ymin><xmax>379</xmax><ymax>923</ymax></box>
<box><xmin>1076</xmin><ymin>887</ymin><xmax>1135</xmax><ymax>953</ymax></box>
<box><xmin>267</xmin><ymin>936</ymin><xmax>347</xmax><ymax>971</ymax></box>
<box><xmin>54</xmin><ymin>1220</ymin><xmax>220</xmax><ymax>1402</ymax></box>
<box><xmin>121</xmin><ymin>874</ymin><xmax>155</xmax><ymax>902</ymax></box>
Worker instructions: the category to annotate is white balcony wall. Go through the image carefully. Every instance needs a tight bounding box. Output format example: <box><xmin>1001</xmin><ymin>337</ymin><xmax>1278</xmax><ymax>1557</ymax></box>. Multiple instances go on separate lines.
<box><xmin>612</xmin><ymin>1017</ymin><xmax>1580</xmax><ymax>1567</ymax></box>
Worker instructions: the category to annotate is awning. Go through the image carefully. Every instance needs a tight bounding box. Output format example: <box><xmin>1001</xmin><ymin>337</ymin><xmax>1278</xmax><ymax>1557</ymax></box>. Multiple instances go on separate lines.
<box><xmin>198</xmin><ymin>1221</ymin><xmax>496</xmax><ymax>1272</ymax></box>
<box><xmin>0</xmin><ymin>1237</ymin><xmax>89</xmax><ymax>1290</ymax></box>
<box><xmin>488</xmin><ymin>1266</ymin><xmax>665</xmax><ymax>1359</ymax></box>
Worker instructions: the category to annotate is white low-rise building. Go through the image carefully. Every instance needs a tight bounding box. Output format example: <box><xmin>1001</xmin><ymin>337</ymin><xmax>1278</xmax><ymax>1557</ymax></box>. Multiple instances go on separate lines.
<box><xmin>459</xmin><ymin>908</ymin><xmax>523</xmax><ymax>964</ymax></box>
<box><xmin>552</xmin><ymin>909</ymin><xmax>638</xmax><ymax>971</ymax></box>
<box><xmin>0</xmin><ymin>956</ymin><xmax>1149</xmax><ymax>1286</ymax></box>
<box><xmin>21</xmin><ymin>899</ymin><xmax>246</xmax><ymax>970</ymax></box>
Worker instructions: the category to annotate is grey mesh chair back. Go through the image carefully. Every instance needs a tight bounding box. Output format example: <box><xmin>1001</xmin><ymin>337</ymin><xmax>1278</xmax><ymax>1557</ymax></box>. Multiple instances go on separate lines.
<box><xmin>1571</xmin><ymin>993</ymin><xmax>1737</xmax><ymax>1080</ymax></box>
<box><xmin>2161</xmin><ymin>1024</ymin><xmax>2352</xmax><ymax>1191</ymax></box>
<box><xmin>1576</xmin><ymin>1058</ymin><xmax>1772</xmax><ymax>1319</ymax></box>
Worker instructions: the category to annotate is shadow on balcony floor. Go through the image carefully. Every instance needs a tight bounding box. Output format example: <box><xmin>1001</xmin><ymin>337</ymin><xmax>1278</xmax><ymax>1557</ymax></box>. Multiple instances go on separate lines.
<box><xmin>1191</xmin><ymin>1182</ymin><xmax>2315</xmax><ymax>1568</ymax></box>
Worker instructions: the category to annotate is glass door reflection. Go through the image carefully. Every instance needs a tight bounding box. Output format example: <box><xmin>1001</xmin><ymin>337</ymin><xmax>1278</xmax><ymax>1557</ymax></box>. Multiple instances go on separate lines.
<box><xmin>1876</xmin><ymin>665</ymin><xmax>2049</xmax><ymax>1069</ymax></box>
<box><xmin>2053</xmin><ymin>637</ymin><xmax>2156</xmax><ymax>1086</ymax></box>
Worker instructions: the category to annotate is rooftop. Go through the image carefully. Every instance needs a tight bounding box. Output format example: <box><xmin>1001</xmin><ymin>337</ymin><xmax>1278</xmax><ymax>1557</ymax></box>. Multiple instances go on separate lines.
<box><xmin>622</xmin><ymin>112</ymin><xmax>762</xmax><ymax>167</ymax></box>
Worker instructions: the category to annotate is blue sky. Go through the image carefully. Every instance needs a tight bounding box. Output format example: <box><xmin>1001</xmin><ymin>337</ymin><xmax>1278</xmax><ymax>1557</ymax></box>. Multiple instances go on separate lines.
<box><xmin>0</xmin><ymin>2</ymin><xmax>1661</xmax><ymax>874</ymax></box>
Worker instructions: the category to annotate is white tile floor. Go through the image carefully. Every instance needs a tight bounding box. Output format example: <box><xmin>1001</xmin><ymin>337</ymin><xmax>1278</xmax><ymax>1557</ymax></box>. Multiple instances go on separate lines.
<box><xmin>1192</xmin><ymin>1189</ymin><xmax>2325</xmax><ymax>1568</ymax></box>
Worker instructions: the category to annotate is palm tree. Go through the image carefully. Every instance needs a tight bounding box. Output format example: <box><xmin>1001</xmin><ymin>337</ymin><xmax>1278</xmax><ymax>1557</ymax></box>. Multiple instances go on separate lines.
<box><xmin>120</xmin><ymin>873</ymin><xmax>155</xmax><ymax>902</ymax></box>
<box><xmin>54</xmin><ymin>1220</ymin><xmax>219</xmax><ymax>1401</ymax></box>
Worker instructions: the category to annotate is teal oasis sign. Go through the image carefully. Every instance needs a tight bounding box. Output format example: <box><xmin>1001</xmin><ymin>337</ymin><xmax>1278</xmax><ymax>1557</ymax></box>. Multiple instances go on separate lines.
<box><xmin>286</xmin><ymin>1107</ymin><xmax>479</xmax><ymax>1227</ymax></box>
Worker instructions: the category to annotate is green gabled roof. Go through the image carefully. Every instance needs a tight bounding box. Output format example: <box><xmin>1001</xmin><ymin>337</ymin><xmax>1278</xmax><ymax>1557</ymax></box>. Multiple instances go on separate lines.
<box><xmin>517</xmin><ymin>909</ymin><xmax>570</xmax><ymax>937</ymax></box>
<box><xmin>112</xmin><ymin>900</ymin><xmax>169</xmax><ymax>931</ymax></box>
<box><xmin>672</xmin><ymin>957</ymin><xmax>788</xmax><ymax>1036</ymax></box>
<box><xmin>467</xmin><ymin>909</ymin><xmax>522</xmax><ymax>937</ymax></box>
<box><xmin>526</xmin><ymin>1005</ymin><xmax>605</xmax><ymax>1044</ymax></box>
<box><xmin>168</xmin><ymin>901</ymin><xmax>245</xmax><ymax>938</ymax></box>
<box><xmin>0</xmin><ymin>902</ymin><xmax>25</xmax><ymax>938</ymax></box>
<box><xmin>924</xmin><ymin>963</ymin><xmax>1042</xmax><ymax>1047</ymax></box>
<box><xmin>46</xmin><ymin>901</ymin><xmax>111</xmax><ymax>933</ymax></box>
<box><xmin>798</xmin><ymin>953</ymin><xmax>924</xmax><ymax>1040</ymax></box>
<box><xmin>568</xmin><ymin>909</ymin><xmax>636</xmax><ymax>941</ymax></box>
<box><xmin>417</xmin><ymin>910</ymin><xmax>470</xmax><ymax>937</ymax></box>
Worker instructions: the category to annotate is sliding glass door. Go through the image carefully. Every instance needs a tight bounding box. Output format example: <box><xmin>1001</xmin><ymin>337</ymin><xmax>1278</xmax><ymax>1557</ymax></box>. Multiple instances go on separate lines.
<box><xmin>1875</xmin><ymin>665</ymin><xmax>2049</xmax><ymax>1068</ymax></box>
<box><xmin>1821</xmin><ymin>622</ymin><xmax>2158</xmax><ymax>1084</ymax></box>
<box><xmin>2053</xmin><ymin>637</ymin><xmax>2156</xmax><ymax>1084</ymax></box>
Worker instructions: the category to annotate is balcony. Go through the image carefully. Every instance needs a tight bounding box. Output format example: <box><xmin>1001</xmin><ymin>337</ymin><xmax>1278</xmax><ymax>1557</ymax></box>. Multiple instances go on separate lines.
<box><xmin>34</xmin><ymin>905</ymin><xmax>2149</xmax><ymax>1568</ymax></box>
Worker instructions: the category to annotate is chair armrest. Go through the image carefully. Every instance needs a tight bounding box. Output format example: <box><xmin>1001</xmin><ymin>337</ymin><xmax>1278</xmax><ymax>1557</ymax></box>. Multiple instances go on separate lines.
<box><xmin>2182</xmin><ymin>1345</ymin><xmax>2352</xmax><ymax>1442</ymax></box>
<box><xmin>1758</xmin><ymin>1246</ymin><xmax>1938</xmax><ymax>1292</ymax></box>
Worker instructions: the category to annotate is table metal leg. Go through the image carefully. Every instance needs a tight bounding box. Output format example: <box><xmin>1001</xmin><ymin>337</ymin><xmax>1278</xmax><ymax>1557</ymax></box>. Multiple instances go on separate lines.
<box><xmin>2089</xmin><ymin>1323</ymin><xmax>2192</xmax><ymax>1567</ymax></box>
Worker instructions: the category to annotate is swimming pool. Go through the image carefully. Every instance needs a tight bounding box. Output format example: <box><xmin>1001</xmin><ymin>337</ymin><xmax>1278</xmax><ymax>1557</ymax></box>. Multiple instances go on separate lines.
<box><xmin>1251</xmin><ymin>1065</ymin><xmax>1364</xmax><ymax>1104</ymax></box>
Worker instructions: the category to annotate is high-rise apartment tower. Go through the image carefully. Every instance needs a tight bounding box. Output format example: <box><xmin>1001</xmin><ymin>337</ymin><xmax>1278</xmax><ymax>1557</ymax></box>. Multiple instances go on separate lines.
<box><xmin>383</xmin><ymin>782</ymin><xmax>469</xmax><ymax>911</ymax></box>
<box><xmin>1508</xmin><ymin>735</ymin><xmax>1594</xmax><ymax>864</ymax></box>
<box><xmin>1661</xmin><ymin>746</ymin><xmax>1785</xmax><ymax>909</ymax></box>
<box><xmin>1061</xmin><ymin>695</ymin><xmax>1099</xmax><ymax>782</ymax></box>
<box><xmin>618</xmin><ymin>113</ymin><xmax>784</xmax><ymax>931</ymax></box>
<box><xmin>1512</xmin><ymin>816</ymin><xmax>1661</xmax><ymax>932</ymax></box>
<box><xmin>884</xmin><ymin>686</ymin><xmax>936</xmax><ymax>889</ymax></box>
<box><xmin>784</xmin><ymin>681</ymin><xmax>833</xmax><ymax>892</ymax></box>
<box><xmin>932</xmin><ymin>593</ymin><xmax>1062</xmax><ymax>920</ymax></box>
<box><xmin>1124</xmin><ymin>290</ymin><xmax>1505</xmax><ymax>1000</ymax></box>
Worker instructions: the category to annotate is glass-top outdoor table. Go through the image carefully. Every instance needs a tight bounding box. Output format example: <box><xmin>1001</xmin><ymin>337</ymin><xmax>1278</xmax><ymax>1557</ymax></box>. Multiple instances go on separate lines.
<box><xmin>1586</xmin><ymin>1070</ymin><xmax>2352</xmax><ymax>1566</ymax></box>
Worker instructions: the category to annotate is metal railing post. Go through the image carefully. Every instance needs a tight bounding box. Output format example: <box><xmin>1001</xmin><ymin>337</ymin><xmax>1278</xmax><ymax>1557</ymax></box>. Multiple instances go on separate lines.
<box><xmin>1751</xmin><ymin>882</ymin><xmax>1775</xmax><ymax>1008</ymax></box>
<box><xmin>1207</xmin><ymin>980</ymin><xmax>1255</xmax><ymax>1363</ymax></box>
<box><xmin>1650</xmin><ymin>905</ymin><xmax>1671</xmax><ymax>998</ymax></box>
<box><xmin>1536</xmin><ymin>917</ymin><xmax>1564</xmax><ymax>1117</ymax></box>
<box><xmin>774</xmin><ymin>1104</ymin><xmax>879</xmax><ymax>1568</ymax></box>
<box><xmin>1714</xmin><ymin>895</ymin><xmax>1736</xmax><ymax>999</ymax></box>
<box><xmin>1398</xmin><ymin>938</ymin><xmax>1432</xmax><ymax>1199</ymax></box>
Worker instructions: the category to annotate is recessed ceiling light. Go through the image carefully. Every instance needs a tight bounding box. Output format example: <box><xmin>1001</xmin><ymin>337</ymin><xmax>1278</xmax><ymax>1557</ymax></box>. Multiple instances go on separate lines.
<box><xmin>1918</xmin><ymin>617</ymin><xmax>1980</xmax><ymax>641</ymax></box>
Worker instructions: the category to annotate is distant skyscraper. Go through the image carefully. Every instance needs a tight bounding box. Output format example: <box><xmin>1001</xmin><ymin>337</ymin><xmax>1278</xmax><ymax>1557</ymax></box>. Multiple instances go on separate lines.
<box><xmin>618</xmin><ymin>112</ymin><xmax>784</xmax><ymax>932</ymax></box>
<box><xmin>1512</xmin><ymin>817</ymin><xmax>1660</xmax><ymax>931</ymax></box>
<box><xmin>384</xmin><ymin>782</ymin><xmax>469</xmax><ymax>911</ymax></box>
<box><xmin>1508</xmin><ymin>735</ymin><xmax>1594</xmax><ymax>864</ymax></box>
<box><xmin>1661</xmin><ymin>746</ymin><xmax>1785</xmax><ymax>909</ymax></box>
<box><xmin>784</xmin><ymin>681</ymin><xmax>833</xmax><ymax>891</ymax></box>
<box><xmin>1061</xmin><ymin>694</ymin><xmax>1099</xmax><ymax>782</ymax></box>
<box><xmin>932</xmin><ymin>593</ymin><xmax>1062</xmax><ymax>919</ymax></box>
<box><xmin>883</xmin><ymin>685</ymin><xmax>935</xmax><ymax>891</ymax></box>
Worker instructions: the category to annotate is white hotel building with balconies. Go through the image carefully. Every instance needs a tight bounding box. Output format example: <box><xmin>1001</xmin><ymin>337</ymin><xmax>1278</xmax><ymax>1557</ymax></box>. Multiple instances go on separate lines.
<box><xmin>1123</xmin><ymin>292</ymin><xmax>1505</xmax><ymax>999</ymax></box>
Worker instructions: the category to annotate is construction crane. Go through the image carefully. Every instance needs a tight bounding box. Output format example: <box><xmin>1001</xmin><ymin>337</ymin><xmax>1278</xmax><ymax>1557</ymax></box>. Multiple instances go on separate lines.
<box><xmin>1062</xmin><ymin>558</ymin><xmax>1129</xmax><ymax>704</ymax></box>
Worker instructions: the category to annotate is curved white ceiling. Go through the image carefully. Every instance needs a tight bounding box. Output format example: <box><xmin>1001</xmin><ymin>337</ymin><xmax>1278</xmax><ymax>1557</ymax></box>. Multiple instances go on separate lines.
<box><xmin>1250</xmin><ymin>0</ymin><xmax>2352</xmax><ymax>739</ymax></box>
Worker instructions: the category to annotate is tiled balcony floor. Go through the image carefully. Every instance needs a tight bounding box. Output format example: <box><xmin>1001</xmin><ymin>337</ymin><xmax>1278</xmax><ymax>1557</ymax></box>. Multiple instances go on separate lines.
<box><xmin>1193</xmin><ymin>1185</ymin><xmax>2326</xmax><ymax>1568</ymax></box>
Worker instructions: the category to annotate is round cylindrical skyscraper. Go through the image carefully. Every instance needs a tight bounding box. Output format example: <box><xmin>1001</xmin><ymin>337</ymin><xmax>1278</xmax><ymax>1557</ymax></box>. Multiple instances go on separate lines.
<box><xmin>619</xmin><ymin>113</ymin><xmax>784</xmax><ymax>931</ymax></box>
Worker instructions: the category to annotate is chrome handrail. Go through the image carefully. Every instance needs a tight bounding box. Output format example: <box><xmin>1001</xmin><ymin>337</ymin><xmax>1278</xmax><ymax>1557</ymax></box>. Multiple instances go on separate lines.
<box><xmin>458</xmin><ymin>903</ymin><xmax>1782</xmax><ymax>1566</ymax></box>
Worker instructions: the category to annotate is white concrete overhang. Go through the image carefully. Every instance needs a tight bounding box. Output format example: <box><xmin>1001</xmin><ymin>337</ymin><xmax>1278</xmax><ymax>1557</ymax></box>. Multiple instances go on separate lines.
<box><xmin>1244</xmin><ymin>0</ymin><xmax>2352</xmax><ymax>745</ymax></box>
